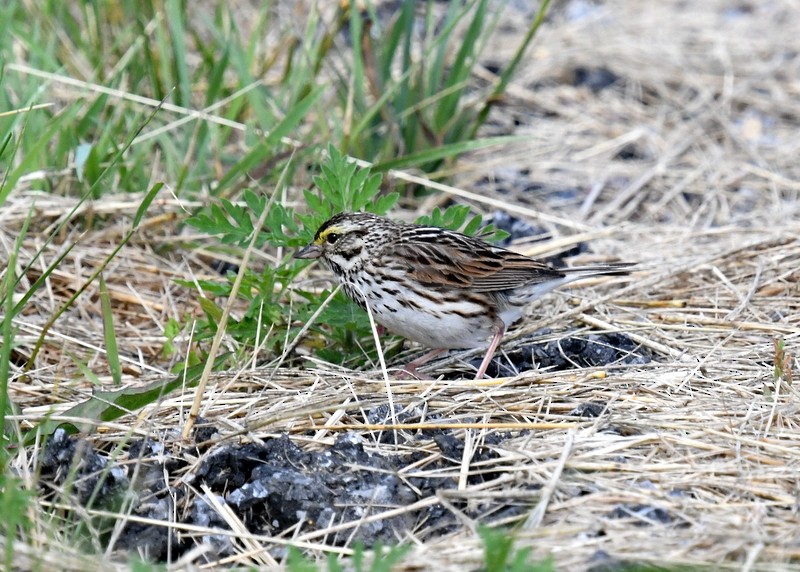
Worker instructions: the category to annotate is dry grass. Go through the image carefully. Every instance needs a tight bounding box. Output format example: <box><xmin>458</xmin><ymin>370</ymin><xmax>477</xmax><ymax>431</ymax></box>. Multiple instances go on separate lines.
<box><xmin>4</xmin><ymin>0</ymin><xmax>800</xmax><ymax>569</ymax></box>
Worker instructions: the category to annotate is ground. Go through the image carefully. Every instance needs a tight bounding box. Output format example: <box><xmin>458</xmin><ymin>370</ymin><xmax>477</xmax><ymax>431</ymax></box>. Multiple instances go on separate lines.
<box><xmin>3</xmin><ymin>0</ymin><xmax>800</xmax><ymax>570</ymax></box>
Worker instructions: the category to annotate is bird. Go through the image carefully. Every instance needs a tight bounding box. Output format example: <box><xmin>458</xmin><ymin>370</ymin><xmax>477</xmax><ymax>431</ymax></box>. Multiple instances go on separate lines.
<box><xmin>295</xmin><ymin>212</ymin><xmax>632</xmax><ymax>379</ymax></box>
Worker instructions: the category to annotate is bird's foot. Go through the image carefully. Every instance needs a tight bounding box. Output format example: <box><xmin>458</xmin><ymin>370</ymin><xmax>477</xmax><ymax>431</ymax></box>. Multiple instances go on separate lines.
<box><xmin>397</xmin><ymin>348</ymin><xmax>446</xmax><ymax>380</ymax></box>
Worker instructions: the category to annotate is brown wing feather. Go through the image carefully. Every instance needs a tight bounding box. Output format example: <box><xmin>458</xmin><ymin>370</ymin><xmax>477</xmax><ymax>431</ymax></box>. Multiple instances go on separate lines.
<box><xmin>389</xmin><ymin>228</ymin><xmax>565</xmax><ymax>292</ymax></box>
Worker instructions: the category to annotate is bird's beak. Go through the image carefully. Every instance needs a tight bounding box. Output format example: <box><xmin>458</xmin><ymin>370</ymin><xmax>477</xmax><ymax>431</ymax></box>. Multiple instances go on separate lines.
<box><xmin>294</xmin><ymin>243</ymin><xmax>323</xmax><ymax>260</ymax></box>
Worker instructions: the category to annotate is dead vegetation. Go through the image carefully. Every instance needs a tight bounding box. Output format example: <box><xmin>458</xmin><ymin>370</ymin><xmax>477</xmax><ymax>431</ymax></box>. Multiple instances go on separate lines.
<box><xmin>4</xmin><ymin>0</ymin><xmax>800</xmax><ymax>569</ymax></box>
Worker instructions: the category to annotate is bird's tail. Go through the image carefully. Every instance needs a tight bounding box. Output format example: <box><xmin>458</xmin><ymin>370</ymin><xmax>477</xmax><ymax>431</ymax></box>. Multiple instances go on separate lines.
<box><xmin>561</xmin><ymin>262</ymin><xmax>636</xmax><ymax>278</ymax></box>
<box><xmin>514</xmin><ymin>262</ymin><xmax>634</xmax><ymax>303</ymax></box>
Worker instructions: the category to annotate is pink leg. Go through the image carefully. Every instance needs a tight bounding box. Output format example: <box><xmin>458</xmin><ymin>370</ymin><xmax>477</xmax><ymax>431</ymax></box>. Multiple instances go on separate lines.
<box><xmin>401</xmin><ymin>348</ymin><xmax>446</xmax><ymax>379</ymax></box>
<box><xmin>474</xmin><ymin>322</ymin><xmax>506</xmax><ymax>379</ymax></box>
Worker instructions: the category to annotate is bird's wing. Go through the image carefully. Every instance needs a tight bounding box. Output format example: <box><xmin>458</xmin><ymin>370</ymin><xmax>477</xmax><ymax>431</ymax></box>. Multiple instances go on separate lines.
<box><xmin>386</xmin><ymin>228</ymin><xmax>565</xmax><ymax>293</ymax></box>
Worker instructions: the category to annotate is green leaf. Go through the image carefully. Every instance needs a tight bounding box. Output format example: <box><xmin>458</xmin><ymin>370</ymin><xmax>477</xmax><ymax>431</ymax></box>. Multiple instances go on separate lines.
<box><xmin>434</xmin><ymin>0</ymin><xmax>488</xmax><ymax>131</ymax></box>
<box><xmin>267</xmin><ymin>85</ymin><xmax>326</xmax><ymax>147</ymax></box>
<box><xmin>374</xmin><ymin>136</ymin><xmax>528</xmax><ymax>172</ymax></box>
<box><xmin>0</xmin><ymin>208</ymin><xmax>30</xmax><ymax>446</ymax></box>
<box><xmin>216</xmin><ymin>86</ymin><xmax>325</xmax><ymax>192</ymax></box>
<box><xmin>480</xmin><ymin>526</ymin><xmax>516</xmax><ymax>572</ymax></box>
<box><xmin>69</xmin><ymin>352</ymin><xmax>102</xmax><ymax>386</ymax></box>
<box><xmin>0</xmin><ymin>105</ymin><xmax>80</xmax><ymax>206</ymax></box>
<box><xmin>27</xmin><ymin>355</ymin><xmax>230</xmax><ymax>442</ymax></box>
<box><xmin>326</xmin><ymin>552</ymin><xmax>344</xmax><ymax>572</ymax></box>
<box><xmin>305</xmin><ymin>145</ymin><xmax>395</xmax><ymax>221</ymax></box>
<box><xmin>133</xmin><ymin>182</ymin><xmax>164</xmax><ymax>228</ymax></box>
<box><xmin>99</xmin><ymin>273</ymin><xmax>122</xmax><ymax>385</ymax></box>
<box><xmin>415</xmin><ymin>207</ymin><xmax>508</xmax><ymax>243</ymax></box>
<box><xmin>198</xmin><ymin>297</ymin><xmax>224</xmax><ymax>323</ymax></box>
<box><xmin>165</xmin><ymin>0</ymin><xmax>191</xmax><ymax>106</ymax></box>
<box><xmin>162</xmin><ymin>318</ymin><xmax>181</xmax><ymax>359</ymax></box>
<box><xmin>0</xmin><ymin>474</ymin><xmax>33</xmax><ymax>570</ymax></box>
<box><xmin>286</xmin><ymin>546</ymin><xmax>318</xmax><ymax>572</ymax></box>
<box><xmin>463</xmin><ymin>214</ymin><xmax>483</xmax><ymax>236</ymax></box>
<box><xmin>12</xmin><ymin>236</ymin><xmax>79</xmax><ymax>316</ymax></box>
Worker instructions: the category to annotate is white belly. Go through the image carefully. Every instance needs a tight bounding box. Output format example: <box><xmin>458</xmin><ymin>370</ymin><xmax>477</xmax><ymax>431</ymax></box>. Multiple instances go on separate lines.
<box><xmin>376</xmin><ymin>304</ymin><xmax>491</xmax><ymax>348</ymax></box>
<box><xmin>355</xmin><ymin>283</ymin><xmax>499</xmax><ymax>349</ymax></box>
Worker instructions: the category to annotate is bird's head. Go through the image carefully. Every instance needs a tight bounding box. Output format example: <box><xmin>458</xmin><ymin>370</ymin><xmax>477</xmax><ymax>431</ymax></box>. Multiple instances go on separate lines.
<box><xmin>294</xmin><ymin>212</ymin><xmax>393</xmax><ymax>271</ymax></box>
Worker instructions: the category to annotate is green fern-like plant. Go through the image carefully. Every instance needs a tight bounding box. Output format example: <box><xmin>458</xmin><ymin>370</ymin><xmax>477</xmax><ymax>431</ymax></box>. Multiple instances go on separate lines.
<box><xmin>185</xmin><ymin>145</ymin><xmax>511</xmax><ymax>369</ymax></box>
<box><xmin>286</xmin><ymin>542</ymin><xmax>412</xmax><ymax>572</ymax></box>
<box><xmin>479</xmin><ymin>526</ymin><xmax>552</xmax><ymax>572</ymax></box>
<box><xmin>415</xmin><ymin>205</ymin><xmax>508</xmax><ymax>242</ymax></box>
<box><xmin>184</xmin><ymin>145</ymin><xmax>399</xmax><ymax>366</ymax></box>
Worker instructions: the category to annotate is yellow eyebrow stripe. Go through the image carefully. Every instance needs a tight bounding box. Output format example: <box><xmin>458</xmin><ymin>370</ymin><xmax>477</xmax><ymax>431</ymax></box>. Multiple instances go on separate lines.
<box><xmin>315</xmin><ymin>226</ymin><xmax>343</xmax><ymax>245</ymax></box>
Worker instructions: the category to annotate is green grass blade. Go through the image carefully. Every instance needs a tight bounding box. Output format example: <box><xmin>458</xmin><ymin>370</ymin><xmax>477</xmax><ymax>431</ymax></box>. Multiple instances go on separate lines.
<box><xmin>472</xmin><ymin>0</ymin><xmax>552</xmax><ymax>136</ymax></box>
<box><xmin>11</xmin><ymin>238</ymin><xmax>79</xmax><ymax>316</ymax></box>
<box><xmin>99</xmin><ymin>273</ymin><xmax>122</xmax><ymax>385</ymax></box>
<box><xmin>133</xmin><ymin>182</ymin><xmax>164</xmax><ymax>227</ymax></box>
<box><xmin>374</xmin><ymin>135</ymin><xmax>528</xmax><ymax>172</ymax></box>
<box><xmin>24</xmin><ymin>178</ymin><xmax>163</xmax><ymax>369</ymax></box>
<box><xmin>0</xmin><ymin>205</ymin><xmax>31</xmax><ymax>463</ymax></box>
<box><xmin>68</xmin><ymin>352</ymin><xmax>102</xmax><ymax>386</ymax></box>
<box><xmin>26</xmin><ymin>354</ymin><xmax>230</xmax><ymax>442</ymax></box>
<box><xmin>0</xmin><ymin>472</ymin><xmax>33</xmax><ymax>570</ymax></box>
<box><xmin>165</xmin><ymin>0</ymin><xmax>191</xmax><ymax>106</ymax></box>
<box><xmin>216</xmin><ymin>85</ymin><xmax>324</xmax><ymax>192</ymax></box>
<box><xmin>265</xmin><ymin>85</ymin><xmax>325</xmax><ymax>147</ymax></box>
<box><xmin>433</xmin><ymin>0</ymin><xmax>487</xmax><ymax>132</ymax></box>
<box><xmin>348</xmin><ymin>4</ymin><xmax>367</xmax><ymax>110</ymax></box>
<box><xmin>11</xmin><ymin>95</ymin><xmax>164</xmax><ymax>298</ymax></box>
<box><xmin>0</xmin><ymin>105</ymin><xmax>79</xmax><ymax>206</ymax></box>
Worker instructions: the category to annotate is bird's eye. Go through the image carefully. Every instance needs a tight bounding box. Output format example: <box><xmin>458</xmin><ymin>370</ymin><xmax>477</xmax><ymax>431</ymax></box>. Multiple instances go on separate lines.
<box><xmin>326</xmin><ymin>232</ymin><xmax>340</xmax><ymax>244</ymax></box>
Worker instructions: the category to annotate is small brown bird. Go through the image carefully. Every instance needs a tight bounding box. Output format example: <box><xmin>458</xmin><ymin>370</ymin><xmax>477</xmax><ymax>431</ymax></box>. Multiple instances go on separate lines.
<box><xmin>296</xmin><ymin>212</ymin><xmax>632</xmax><ymax>378</ymax></box>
